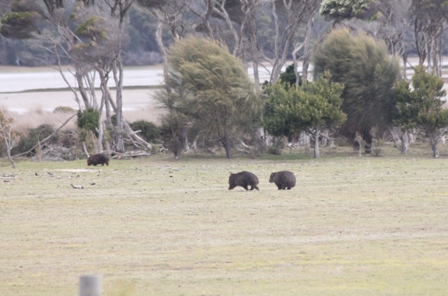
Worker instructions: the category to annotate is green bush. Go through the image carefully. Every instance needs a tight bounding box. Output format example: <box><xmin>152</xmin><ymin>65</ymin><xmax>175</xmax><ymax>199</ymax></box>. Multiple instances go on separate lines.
<box><xmin>129</xmin><ymin>120</ymin><xmax>160</xmax><ymax>143</ymax></box>
<box><xmin>160</xmin><ymin>114</ymin><xmax>187</xmax><ymax>159</ymax></box>
<box><xmin>15</xmin><ymin>124</ymin><xmax>56</xmax><ymax>155</ymax></box>
<box><xmin>77</xmin><ymin>108</ymin><xmax>99</xmax><ymax>136</ymax></box>
<box><xmin>267</xmin><ymin>146</ymin><xmax>283</xmax><ymax>155</ymax></box>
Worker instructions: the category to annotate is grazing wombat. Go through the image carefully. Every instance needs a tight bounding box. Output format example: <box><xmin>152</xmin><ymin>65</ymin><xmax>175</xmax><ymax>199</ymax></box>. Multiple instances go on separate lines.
<box><xmin>228</xmin><ymin>171</ymin><xmax>259</xmax><ymax>191</ymax></box>
<box><xmin>269</xmin><ymin>171</ymin><xmax>296</xmax><ymax>190</ymax></box>
<box><xmin>87</xmin><ymin>153</ymin><xmax>110</xmax><ymax>166</ymax></box>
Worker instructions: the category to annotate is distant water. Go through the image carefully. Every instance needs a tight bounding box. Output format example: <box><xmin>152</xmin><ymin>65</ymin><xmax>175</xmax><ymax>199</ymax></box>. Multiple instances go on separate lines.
<box><xmin>0</xmin><ymin>65</ymin><xmax>274</xmax><ymax>93</ymax></box>
<box><xmin>2</xmin><ymin>58</ymin><xmax>445</xmax><ymax>93</ymax></box>
<box><xmin>0</xmin><ymin>67</ymin><xmax>165</xmax><ymax>93</ymax></box>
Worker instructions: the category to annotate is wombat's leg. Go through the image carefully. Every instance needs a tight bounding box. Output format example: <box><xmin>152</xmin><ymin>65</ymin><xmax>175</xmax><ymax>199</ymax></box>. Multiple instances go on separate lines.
<box><xmin>252</xmin><ymin>186</ymin><xmax>259</xmax><ymax>191</ymax></box>
<box><xmin>277</xmin><ymin>185</ymin><xmax>282</xmax><ymax>190</ymax></box>
<box><xmin>243</xmin><ymin>186</ymin><xmax>249</xmax><ymax>191</ymax></box>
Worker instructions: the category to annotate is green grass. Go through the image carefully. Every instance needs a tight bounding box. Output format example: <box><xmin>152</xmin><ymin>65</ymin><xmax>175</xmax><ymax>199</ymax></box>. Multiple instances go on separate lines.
<box><xmin>1</xmin><ymin>145</ymin><xmax>448</xmax><ymax>295</ymax></box>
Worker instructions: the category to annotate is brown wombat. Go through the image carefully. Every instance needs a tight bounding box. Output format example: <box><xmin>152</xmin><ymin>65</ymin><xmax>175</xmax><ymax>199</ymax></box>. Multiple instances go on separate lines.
<box><xmin>87</xmin><ymin>153</ymin><xmax>110</xmax><ymax>166</ymax></box>
<box><xmin>269</xmin><ymin>171</ymin><xmax>296</xmax><ymax>190</ymax></box>
<box><xmin>228</xmin><ymin>171</ymin><xmax>259</xmax><ymax>191</ymax></box>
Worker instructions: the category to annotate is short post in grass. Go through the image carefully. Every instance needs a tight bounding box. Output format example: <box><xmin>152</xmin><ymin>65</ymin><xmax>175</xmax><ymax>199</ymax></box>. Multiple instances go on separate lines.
<box><xmin>79</xmin><ymin>274</ymin><xmax>102</xmax><ymax>296</ymax></box>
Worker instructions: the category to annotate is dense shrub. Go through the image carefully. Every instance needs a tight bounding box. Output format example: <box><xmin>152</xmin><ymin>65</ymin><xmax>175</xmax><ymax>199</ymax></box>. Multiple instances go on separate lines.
<box><xmin>77</xmin><ymin>108</ymin><xmax>99</xmax><ymax>136</ymax></box>
<box><xmin>129</xmin><ymin>120</ymin><xmax>160</xmax><ymax>143</ymax></box>
<box><xmin>57</xmin><ymin>129</ymin><xmax>79</xmax><ymax>148</ymax></box>
<box><xmin>15</xmin><ymin>124</ymin><xmax>56</xmax><ymax>155</ymax></box>
<box><xmin>267</xmin><ymin>146</ymin><xmax>283</xmax><ymax>155</ymax></box>
<box><xmin>160</xmin><ymin>114</ymin><xmax>188</xmax><ymax>159</ymax></box>
<box><xmin>79</xmin><ymin>129</ymin><xmax>100</xmax><ymax>155</ymax></box>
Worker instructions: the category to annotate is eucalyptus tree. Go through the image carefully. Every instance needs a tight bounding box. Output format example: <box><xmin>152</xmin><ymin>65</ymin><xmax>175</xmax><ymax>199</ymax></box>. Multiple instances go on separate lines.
<box><xmin>0</xmin><ymin>0</ymin><xmax>152</xmax><ymax>152</ymax></box>
<box><xmin>342</xmin><ymin>0</ymin><xmax>413</xmax><ymax>80</ymax></box>
<box><xmin>136</xmin><ymin>0</ymin><xmax>197</xmax><ymax>80</ymax></box>
<box><xmin>410</xmin><ymin>0</ymin><xmax>448</xmax><ymax>76</ymax></box>
<box><xmin>157</xmin><ymin>36</ymin><xmax>262</xmax><ymax>159</ymax></box>
<box><xmin>319</xmin><ymin>0</ymin><xmax>374</xmax><ymax>26</ymax></box>
<box><xmin>263</xmin><ymin>0</ymin><xmax>320</xmax><ymax>84</ymax></box>
<box><xmin>312</xmin><ymin>29</ymin><xmax>400</xmax><ymax>151</ymax></box>
<box><xmin>394</xmin><ymin>66</ymin><xmax>448</xmax><ymax>157</ymax></box>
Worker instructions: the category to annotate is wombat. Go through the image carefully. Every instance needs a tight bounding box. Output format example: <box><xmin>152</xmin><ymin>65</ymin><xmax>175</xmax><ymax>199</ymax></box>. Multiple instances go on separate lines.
<box><xmin>228</xmin><ymin>171</ymin><xmax>259</xmax><ymax>191</ymax></box>
<box><xmin>269</xmin><ymin>171</ymin><xmax>296</xmax><ymax>190</ymax></box>
<box><xmin>87</xmin><ymin>153</ymin><xmax>110</xmax><ymax>166</ymax></box>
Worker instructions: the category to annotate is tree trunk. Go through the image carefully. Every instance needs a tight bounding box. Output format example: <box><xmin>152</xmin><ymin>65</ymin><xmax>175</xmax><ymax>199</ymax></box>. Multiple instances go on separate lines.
<box><xmin>363</xmin><ymin>130</ymin><xmax>372</xmax><ymax>154</ymax></box>
<box><xmin>430</xmin><ymin>136</ymin><xmax>439</xmax><ymax>157</ymax></box>
<box><xmin>221</xmin><ymin>137</ymin><xmax>233</xmax><ymax>159</ymax></box>
<box><xmin>97</xmin><ymin>70</ymin><xmax>109</xmax><ymax>152</ymax></box>
<box><xmin>5</xmin><ymin>140</ymin><xmax>15</xmax><ymax>169</ymax></box>
<box><xmin>183</xmin><ymin>129</ymin><xmax>189</xmax><ymax>151</ymax></box>
<box><xmin>113</xmin><ymin>56</ymin><xmax>125</xmax><ymax>152</ymax></box>
<box><xmin>155</xmin><ymin>18</ymin><xmax>169</xmax><ymax>79</ymax></box>
<box><xmin>400</xmin><ymin>130</ymin><xmax>409</xmax><ymax>155</ymax></box>
<box><xmin>313</xmin><ymin>128</ymin><xmax>320</xmax><ymax>158</ymax></box>
<box><xmin>300</xmin><ymin>16</ymin><xmax>314</xmax><ymax>83</ymax></box>
<box><xmin>402</xmin><ymin>54</ymin><xmax>408</xmax><ymax>81</ymax></box>
<box><xmin>321</xmin><ymin>129</ymin><xmax>328</xmax><ymax>147</ymax></box>
<box><xmin>75</xmin><ymin>72</ymin><xmax>92</xmax><ymax>109</ymax></box>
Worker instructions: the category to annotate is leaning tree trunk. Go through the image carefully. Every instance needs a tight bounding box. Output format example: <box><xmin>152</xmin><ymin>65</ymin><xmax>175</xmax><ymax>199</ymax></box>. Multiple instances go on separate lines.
<box><xmin>5</xmin><ymin>142</ymin><xmax>15</xmax><ymax>169</ymax></box>
<box><xmin>155</xmin><ymin>18</ymin><xmax>169</xmax><ymax>81</ymax></box>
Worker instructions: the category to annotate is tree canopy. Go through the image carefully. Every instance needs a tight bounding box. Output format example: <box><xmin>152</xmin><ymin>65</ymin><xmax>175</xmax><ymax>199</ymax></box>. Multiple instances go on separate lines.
<box><xmin>394</xmin><ymin>65</ymin><xmax>448</xmax><ymax>157</ymax></box>
<box><xmin>312</xmin><ymin>28</ymin><xmax>400</xmax><ymax>147</ymax></box>
<box><xmin>263</xmin><ymin>72</ymin><xmax>346</xmax><ymax>158</ymax></box>
<box><xmin>157</xmin><ymin>36</ymin><xmax>262</xmax><ymax>159</ymax></box>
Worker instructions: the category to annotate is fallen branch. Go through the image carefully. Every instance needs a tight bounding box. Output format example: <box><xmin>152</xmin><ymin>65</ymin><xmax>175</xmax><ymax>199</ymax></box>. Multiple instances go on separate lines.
<box><xmin>13</xmin><ymin>113</ymin><xmax>77</xmax><ymax>158</ymax></box>
<box><xmin>70</xmin><ymin>184</ymin><xmax>84</xmax><ymax>189</ymax></box>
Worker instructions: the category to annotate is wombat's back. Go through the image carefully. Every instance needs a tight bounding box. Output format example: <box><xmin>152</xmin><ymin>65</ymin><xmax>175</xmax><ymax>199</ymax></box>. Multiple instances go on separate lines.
<box><xmin>229</xmin><ymin>171</ymin><xmax>259</xmax><ymax>191</ymax></box>
<box><xmin>87</xmin><ymin>153</ymin><xmax>110</xmax><ymax>166</ymax></box>
<box><xmin>269</xmin><ymin>170</ymin><xmax>296</xmax><ymax>190</ymax></box>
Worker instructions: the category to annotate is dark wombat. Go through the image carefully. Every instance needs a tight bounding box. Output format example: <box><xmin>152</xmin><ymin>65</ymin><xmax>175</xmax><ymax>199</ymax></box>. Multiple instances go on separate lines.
<box><xmin>228</xmin><ymin>171</ymin><xmax>259</xmax><ymax>191</ymax></box>
<box><xmin>269</xmin><ymin>171</ymin><xmax>296</xmax><ymax>190</ymax></box>
<box><xmin>87</xmin><ymin>153</ymin><xmax>110</xmax><ymax>166</ymax></box>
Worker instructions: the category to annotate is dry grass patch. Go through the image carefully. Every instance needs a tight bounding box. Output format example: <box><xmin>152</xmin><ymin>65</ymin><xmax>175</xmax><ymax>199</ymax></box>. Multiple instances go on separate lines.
<box><xmin>4</xmin><ymin>108</ymin><xmax>77</xmax><ymax>134</ymax></box>
<box><xmin>1</xmin><ymin>154</ymin><xmax>448</xmax><ymax>295</ymax></box>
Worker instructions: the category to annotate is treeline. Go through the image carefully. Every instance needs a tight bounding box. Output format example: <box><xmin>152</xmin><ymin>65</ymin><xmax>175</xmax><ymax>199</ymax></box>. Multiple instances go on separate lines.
<box><xmin>1</xmin><ymin>1</ymin><xmax>448</xmax><ymax>72</ymax></box>
<box><xmin>1</xmin><ymin>0</ymin><xmax>448</xmax><ymax>166</ymax></box>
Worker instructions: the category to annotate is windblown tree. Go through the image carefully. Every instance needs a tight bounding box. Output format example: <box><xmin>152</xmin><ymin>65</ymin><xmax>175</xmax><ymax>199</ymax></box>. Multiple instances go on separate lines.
<box><xmin>312</xmin><ymin>28</ymin><xmax>400</xmax><ymax>152</ymax></box>
<box><xmin>394</xmin><ymin>65</ymin><xmax>448</xmax><ymax>157</ymax></box>
<box><xmin>157</xmin><ymin>36</ymin><xmax>262</xmax><ymax>159</ymax></box>
<box><xmin>339</xmin><ymin>0</ymin><xmax>412</xmax><ymax>80</ymax></box>
<box><xmin>0</xmin><ymin>0</ymin><xmax>152</xmax><ymax>153</ymax></box>
<box><xmin>263</xmin><ymin>72</ymin><xmax>346</xmax><ymax>158</ymax></box>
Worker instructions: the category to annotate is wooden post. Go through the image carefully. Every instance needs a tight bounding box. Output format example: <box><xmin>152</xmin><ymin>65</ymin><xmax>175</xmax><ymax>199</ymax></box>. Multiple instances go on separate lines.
<box><xmin>79</xmin><ymin>274</ymin><xmax>102</xmax><ymax>296</ymax></box>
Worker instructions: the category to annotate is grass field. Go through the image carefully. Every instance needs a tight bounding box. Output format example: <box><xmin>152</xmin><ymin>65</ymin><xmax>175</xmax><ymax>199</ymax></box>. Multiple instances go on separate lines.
<box><xmin>1</xmin><ymin>145</ymin><xmax>448</xmax><ymax>295</ymax></box>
